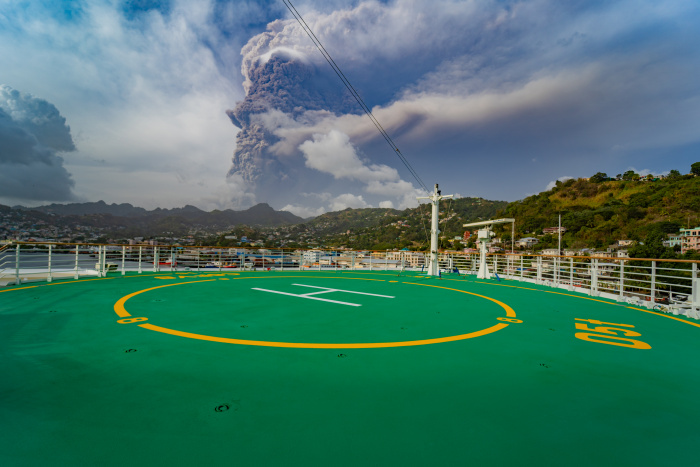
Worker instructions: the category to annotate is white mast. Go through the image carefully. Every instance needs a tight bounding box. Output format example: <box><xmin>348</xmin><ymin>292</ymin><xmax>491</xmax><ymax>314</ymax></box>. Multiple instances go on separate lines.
<box><xmin>558</xmin><ymin>213</ymin><xmax>562</xmax><ymax>256</ymax></box>
<box><xmin>417</xmin><ymin>184</ymin><xmax>454</xmax><ymax>276</ymax></box>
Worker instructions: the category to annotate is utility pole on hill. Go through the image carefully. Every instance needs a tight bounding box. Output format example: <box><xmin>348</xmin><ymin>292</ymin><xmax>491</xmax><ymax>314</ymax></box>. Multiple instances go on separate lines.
<box><xmin>417</xmin><ymin>184</ymin><xmax>454</xmax><ymax>276</ymax></box>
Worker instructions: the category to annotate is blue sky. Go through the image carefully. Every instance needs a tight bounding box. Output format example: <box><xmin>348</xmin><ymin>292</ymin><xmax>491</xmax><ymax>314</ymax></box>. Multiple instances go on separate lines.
<box><xmin>1</xmin><ymin>0</ymin><xmax>699</xmax><ymax>215</ymax></box>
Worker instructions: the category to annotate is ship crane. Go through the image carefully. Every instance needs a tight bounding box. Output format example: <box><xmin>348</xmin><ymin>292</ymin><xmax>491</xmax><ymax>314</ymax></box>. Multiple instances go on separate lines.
<box><xmin>462</xmin><ymin>218</ymin><xmax>515</xmax><ymax>279</ymax></box>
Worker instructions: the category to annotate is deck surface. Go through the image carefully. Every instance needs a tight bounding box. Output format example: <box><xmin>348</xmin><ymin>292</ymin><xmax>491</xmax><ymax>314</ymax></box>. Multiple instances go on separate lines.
<box><xmin>2</xmin><ymin>270</ymin><xmax>699</xmax><ymax>466</ymax></box>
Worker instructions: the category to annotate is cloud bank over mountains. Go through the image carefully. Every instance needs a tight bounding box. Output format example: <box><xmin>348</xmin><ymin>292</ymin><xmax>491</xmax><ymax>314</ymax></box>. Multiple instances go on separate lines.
<box><xmin>0</xmin><ymin>85</ymin><xmax>76</xmax><ymax>202</ymax></box>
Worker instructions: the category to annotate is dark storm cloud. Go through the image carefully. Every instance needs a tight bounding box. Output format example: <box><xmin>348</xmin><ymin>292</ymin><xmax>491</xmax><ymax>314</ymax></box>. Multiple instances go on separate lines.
<box><xmin>0</xmin><ymin>86</ymin><xmax>76</xmax><ymax>201</ymax></box>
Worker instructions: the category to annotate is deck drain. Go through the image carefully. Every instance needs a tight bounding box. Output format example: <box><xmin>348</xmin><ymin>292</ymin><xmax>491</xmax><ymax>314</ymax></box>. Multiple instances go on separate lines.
<box><xmin>337</xmin><ymin>354</ymin><xmax>347</xmax><ymax>358</ymax></box>
<box><xmin>549</xmin><ymin>328</ymin><xmax>556</xmax><ymax>331</ymax></box>
<box><xmin>240</xmin><ymin>325</ymin><xmax>248</xmax><ymax>328</ymax></box>
<box><xmin>125</xmin><ymin>349</ymin><xmax>137</xmax><ymax>353</ymax></box>
<box><xmin>152</xmin><ymin>299</ymin><xmax>164</xmax><ymax>302</ymax></box>
<box><xmin>49</xmin><ymin>310</ymin><xmax>57</xmax><ymax>313</ymax></box>
<box><xmin>215</xmin><ymin>404</ymin><xmax>230</xmax><ymax>412</ymax></box>
<box><xmin>539</xmin><ymin>363</ymin><xmax>550</xmax><ymax>368</ymax></box>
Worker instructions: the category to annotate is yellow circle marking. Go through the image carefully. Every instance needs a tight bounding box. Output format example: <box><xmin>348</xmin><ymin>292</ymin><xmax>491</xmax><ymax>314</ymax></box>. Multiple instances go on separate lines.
<box><xmin>113</xmin><ymin>276</ymin><xmax>515</xmax><ymax>348</ymax></box>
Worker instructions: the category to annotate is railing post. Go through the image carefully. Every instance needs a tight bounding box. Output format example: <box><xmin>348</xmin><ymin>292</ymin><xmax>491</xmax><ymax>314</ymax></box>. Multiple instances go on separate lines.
<box><xmin>138</xmin><ymin>246</ymin><xmax>143</xmax><ymax>274</ymax></box>
<box><xmin>692</xmin><ymin>262</ymin><xmax>698</xmax><ymax>316</ymax></box>
<box><xmin>520</xmin><ymin>255</ymin><xmax>524</xmax><ymax>281</ymax></box>
<box><xmin>101</xmin><ymin>245</ymin><xmax>107</xmax><ymax>277</ymax></box>
<box><xmin>650</xmin><ymin>260</ymin><xmax>656</xmax><ymax>306</ymax></box>
<box><xmin>554</xmin><ymin>256</ymin><xmax>559</xmax><ymax>287</ymax></box>
<box><xmin>536</xmin><ymin>256</ymin><xmax>542</xmax><ymax>284</ymax></box>
<box><xmin>97</xmin><ymin>246</ymin><xmax>102</xmax><ymax>277</ymax></box>
<box><xmin>121</xmin><ymin>246</ymin><xmax>126</xmax><ymax>276</ymax></box>
<box><xmin>74</xmin><ymin>244</ymin><xmax>80</xmax><ymax>280</ymax></box>
<box><xmin>618</xmin><ymin>260</ymin><xmax>625</xmax><ymax>302</ymax></box>
<box><xmin>591</xmin><ymin>259</ymin><xmax>598</xmax><ymax>296</ymax></box>
<box><xmin>47</xmin><ymin>244</ymin><xmax>52</xmax><ymax>283</ymax></box>
<box><xmin>15</xmin><ymin>243</ymin><xmax>20</xmax><ymax>285</ymax></box>
<box><xmin>171</xmin><ymin>247</ymin><xmax>175</xmax><ymax>272</ymax></box>
<box><xmin>569</xmin><ymin>257</ymin><xmax>574</xmax><ymax>291</ymax></box>
<box><xmin>494</xmin><ymin>254</ymin><xmax>498</xmax><ymax>278</ymax></box>
<box><xmin>153</xmin><ymin>247</ymin><xmax>159</xmax><ymax>272</ymax></box>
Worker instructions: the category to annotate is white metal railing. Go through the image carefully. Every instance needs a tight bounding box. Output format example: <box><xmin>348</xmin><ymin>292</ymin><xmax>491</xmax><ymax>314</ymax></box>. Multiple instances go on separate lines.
<box><xmin>1</xmin><ymin>242</ymin><xmax>698</xmax><ymax>319</ymax></box>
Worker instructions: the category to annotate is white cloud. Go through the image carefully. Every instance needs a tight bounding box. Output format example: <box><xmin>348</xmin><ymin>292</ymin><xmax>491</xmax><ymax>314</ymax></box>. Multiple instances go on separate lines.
<box><xmin>297</xmin><ymin>129</ymin><xmax>422</xmax><ymax>209</ymax></box>
<box><xmin>329</xmin><ymin>193</ymin><xmax>368</xmax><ymax>211</ymax></box>
<box><xmin>280</xmin><ymin>203</ymin><xmax>327</xmax><ymax>219</ymax></box>
<box><xmin>282</xmin><ymin>192</ymin><xmax>370</xmax><ymax>218</ymax></box>
<box><xmin>299</xmin><ymin>130</ymin><xmax>399</xmax><ymax>182</ymax></box>
<box><xmin>379</xmin><ymin>200</ymin><xmax>394</xmax><ymax>209</ymax></box>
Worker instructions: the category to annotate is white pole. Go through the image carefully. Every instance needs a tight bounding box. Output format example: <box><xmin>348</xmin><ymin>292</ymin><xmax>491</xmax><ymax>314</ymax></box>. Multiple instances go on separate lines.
<box><xmin>138</xmin><ymin>246</ymin><xmax>142</xmax><ymax>274</ymax></box>
<box><xmin>417</xmin><ymin>184</ymin><xmax>454</xmax><ymax>276</ymax></box>
<box><xmin>558</xmin><ymin>213</ymin><xmax>562</xmax><ymax>256</ymax></box>
<box><xmin>692</xmin><ymin>262</ymin><xmax>698</xmax><ymax>315</ymax></box>
<box><xmin>121</xmin><ymin>246</ymin><xmax>126</xmax><ymax>275</ymax></box>
<box><xmin>47</xmin><ymin>244</ymin><xmax>52</xmax><ymax>283</ymax></box>
<box><xmin>430</xmin><ymin>190</ymin><xmax>439</xmax><ymax>275</ymax></box>
<box><xmin>15</xmin><ymin>243</ymin><xmax>20</xmax><ymax>285</ymax></box>
<box><xmin>618</xmin><ymin>260</ymin><xmax>625</xmax><ymax>301</ymax></box>
<box><xmin>74</xmin><ymin>244</ymin><xmax>80</xmax><ymax>280</ymax></box>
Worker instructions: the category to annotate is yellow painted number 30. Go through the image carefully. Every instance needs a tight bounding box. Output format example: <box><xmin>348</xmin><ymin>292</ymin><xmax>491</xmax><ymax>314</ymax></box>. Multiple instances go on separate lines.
<box><xmin>574</xmin><ymin>318</ymin><xmax>651</xmax><ymax>350</ymax></box>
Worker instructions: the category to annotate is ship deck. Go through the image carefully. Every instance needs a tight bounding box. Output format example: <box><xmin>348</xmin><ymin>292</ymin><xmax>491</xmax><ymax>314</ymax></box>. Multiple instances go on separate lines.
<box><xmin>2</xmin><ymin>270</ymin><xmax>699</xmax><ymax>466</ymax></box>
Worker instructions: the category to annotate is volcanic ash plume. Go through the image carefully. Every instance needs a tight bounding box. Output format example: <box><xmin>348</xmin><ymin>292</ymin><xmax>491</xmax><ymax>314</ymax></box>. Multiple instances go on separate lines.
<box><xmin>226</xmin><ymin>20</ymin><xmax>357</xmax><ymax>198</ymax></box>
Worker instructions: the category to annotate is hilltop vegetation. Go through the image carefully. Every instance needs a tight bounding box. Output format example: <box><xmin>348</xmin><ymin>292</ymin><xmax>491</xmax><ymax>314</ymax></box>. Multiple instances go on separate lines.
<box><xmin>494</xmin><ymin>173</ymin><xmax>700</xmax><ymax>255</ymax></box>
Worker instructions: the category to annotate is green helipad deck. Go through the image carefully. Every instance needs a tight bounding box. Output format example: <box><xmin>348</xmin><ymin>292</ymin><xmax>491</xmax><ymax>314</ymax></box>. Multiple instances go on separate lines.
<box><xmin>2</xmin><ymin>271</ymin><xmax>699</xmax><ymax>466</ymax></box>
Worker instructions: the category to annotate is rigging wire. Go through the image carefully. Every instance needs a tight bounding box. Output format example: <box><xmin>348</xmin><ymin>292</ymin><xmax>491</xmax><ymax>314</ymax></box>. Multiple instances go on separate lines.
<box><xmin>280</xmin><ymin>0</ymin><xmax>429</xmax><ymax>194</ymax></box>
<box><xmin>418</xmin><ymin>202</ymin><xmax>431</xmax><ymax>247</ymax></box>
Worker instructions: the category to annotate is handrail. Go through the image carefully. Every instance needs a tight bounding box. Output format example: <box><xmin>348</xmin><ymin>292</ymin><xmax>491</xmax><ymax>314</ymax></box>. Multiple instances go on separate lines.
<box><xmin>1</xmin><ymin>241</ymin><xmax>698</xmax><ymax>320</ymax></box>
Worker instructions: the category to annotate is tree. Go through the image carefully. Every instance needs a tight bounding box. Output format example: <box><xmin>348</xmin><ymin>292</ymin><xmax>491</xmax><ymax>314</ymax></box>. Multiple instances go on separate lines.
<box><xmin>590</xmin><ymin>172</ymin><xmax>608</xmax><ymax>183</ymax></box>
<box><xmin>691</xmin><ymin>162</ymin><xmax>700</xmax><ymax>176</ymax></box>
<box><xmin>667</xmin><ymin>169</ymin><xmax>681</xmax><ymax>180</ymax></box>
<box><xmin>622</xmin><ymin>170</ymin><xmax>638</xmax><ymax>181</ymax></box>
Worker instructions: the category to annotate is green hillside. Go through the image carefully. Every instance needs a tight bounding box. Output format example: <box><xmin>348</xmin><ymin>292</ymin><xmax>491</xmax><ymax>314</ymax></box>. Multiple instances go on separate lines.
<box><xmin>494</xmin><ymin>174</ymin><xmax>700</xmax><ymax>255</ymax></box>
<box><xmin>301</xmin><ymin>197</ymin><xmax>508</xmax><ymax>250</ymax></box>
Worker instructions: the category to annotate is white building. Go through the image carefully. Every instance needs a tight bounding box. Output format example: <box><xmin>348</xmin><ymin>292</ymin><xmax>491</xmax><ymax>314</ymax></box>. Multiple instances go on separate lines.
<box><xmin>516</xmin><ymin>237</ymin><xmax>539</xmax><ymax>248</ymax></box>
<box><xmin>302</xmin><ymin>249</ymin><xmax>323</xmax><ymax>262</ymax></box>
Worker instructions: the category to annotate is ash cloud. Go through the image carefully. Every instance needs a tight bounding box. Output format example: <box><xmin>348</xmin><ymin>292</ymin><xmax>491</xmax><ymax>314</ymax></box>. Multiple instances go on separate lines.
<box><xmin>226</xmin><ymin>27</ymin><xmax>358</xmax><ymax>188</ymax></box>
<box><xmin>0</xmin><ymin>85</ymin><xmax>76</xmax><ymax>201</ymax></box>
